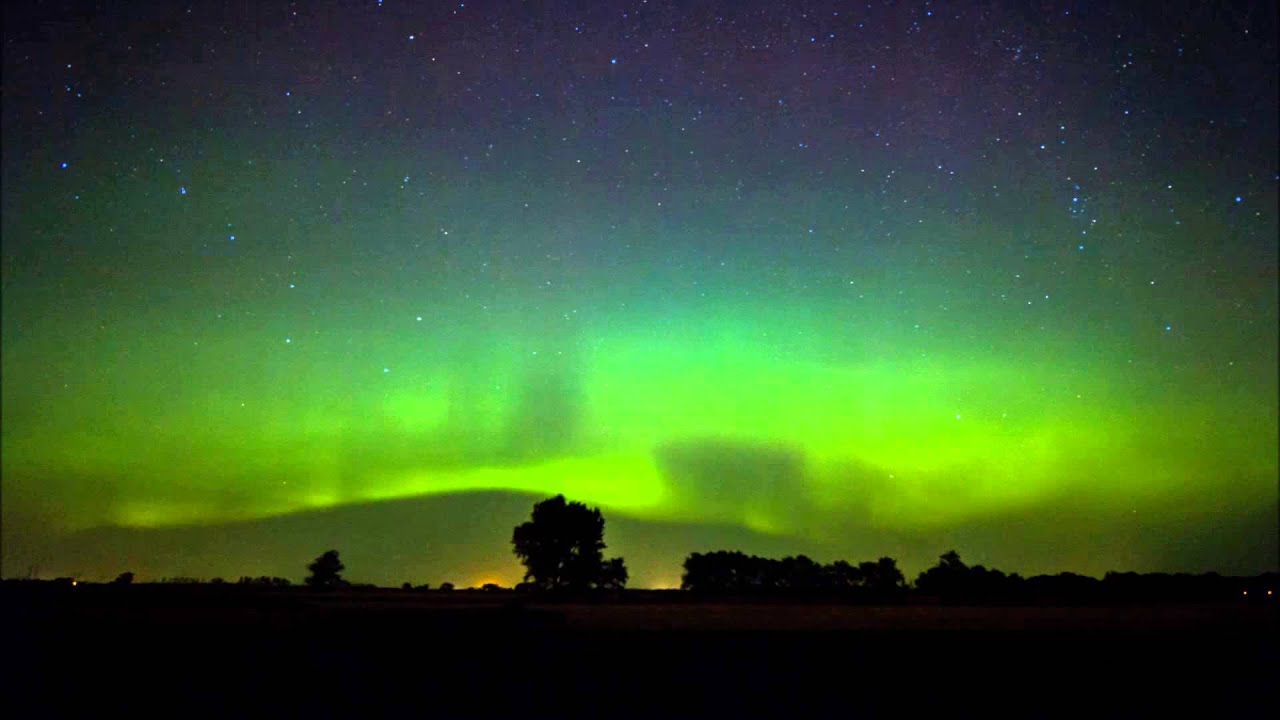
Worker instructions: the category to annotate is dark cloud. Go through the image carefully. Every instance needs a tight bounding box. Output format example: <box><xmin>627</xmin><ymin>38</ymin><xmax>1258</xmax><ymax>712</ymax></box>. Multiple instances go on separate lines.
<box><xmin>655</xmin><ymin>439</ymin><xmax>812</xmax><ymax>525</ymax></box>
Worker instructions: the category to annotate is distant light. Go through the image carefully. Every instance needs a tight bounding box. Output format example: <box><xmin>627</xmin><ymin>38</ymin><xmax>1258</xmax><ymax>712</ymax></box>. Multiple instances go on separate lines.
<box><xmin>71</xmin><ymin>580</ymin><xmax>78</xmax><ymax>586</ymax></box>
<box><xmin>180</xmin><ymin>186</ymin><xmax>187</xmax><ymax>195</ymax></box>
<box><xmin>285</xmin><ymin>338</ymin><xmax>292</xmax><ymax>344</ymax></box>
<box><xmin>288</xmin><ymin>283</ymin><xmax>295</xmax><ymax>289</ymax></box>
<box><xmin>1243</xmin><ymin>590</ymin><xmax>1248</xmax><ymax>596</ymax></box>
<box><xmin>60</xmin><ymin>162</ymin><xmax>68</xmax><ymax>169</ymax></box>
<box><xmin>416</xmin><ymin>316</ymin><xmax>423</xmax><ymax>321</ymax></box>
<box><xmin>229</xmin><ymin>234</ymin><xmax>236</xmax><ymax>241</ymax></box>
<box><xmin>610</xmin><ymin>58</ymin><xmax>617</xmax><ymax>65</ymax></box>
<box><xmin>1164</xmin><ymin>325</ymin><xmax>1172</xmax><ymax>331</ymax></box>
<box><xmin>1269</xmin><ymin>590</ymin><xmax>1274</xmax><ymax>596</ymax></box>
<box><xmin>408</xmin><ymin>34</ymin><xmax>415</xmax><ymax>41</ymax></box>
<box><xmin>383</xmin><ymin>367</ymin><xmax>391</xmax><ymax>373</ymax></box>
<box><xmin>1234</xmin><ymin>195</ymin><xmax>1242</xmax><ymax>203</ymax></box>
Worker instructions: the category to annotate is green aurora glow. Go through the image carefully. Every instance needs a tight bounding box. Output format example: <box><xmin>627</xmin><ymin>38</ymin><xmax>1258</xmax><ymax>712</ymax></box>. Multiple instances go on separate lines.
<box><xmin>2</xmin><ymin>0</ymin><xmax>1276</xmax><ymax>585</ymax></box>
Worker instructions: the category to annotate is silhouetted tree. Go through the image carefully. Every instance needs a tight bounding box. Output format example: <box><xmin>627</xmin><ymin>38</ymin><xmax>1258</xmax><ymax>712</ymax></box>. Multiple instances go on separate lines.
<box><xmin>511</xmin><ymin>495</ymin><xmax>627</xmax><ymax>591</ymax></box>
<box><xmin>859</xmin><ymin>557</ymin><xmax>906</xmax><ymax>596</ymax></box>
<box><xmin>1025</xmin><ymin>572</ymin><xmax>1100</xmax><ymax>604</ymax></box>
<box><xmin>682</xmin><ymin>551</ymin><xmax>756</xmax><ymax>593</ymax></box>
<box><xmin>438</xmin><ymin>582</ymin><xmax>455</xmax><ymax>592</ymax></box>
<box><xmin>683</xmin><ymin>551</ymin><xmax>906</xmax><ymax>599</ymax></box>
<box><xmin>402</xmin><ymin>582</ymin><xmax>413</xmax><ymax>591</ymax></box>
<box><xmin>825</xmin><ymin>560</ymin><xmax>863</xmax><ymax>590</ymax></box>
<box><xmin>238</xmin><ymin>576</ymin><xmax>292</xmax><ymax>587</ymax></box>
<box><xmin>779</xmin><ymin>555</ymin><xmax>822</xmax><ymax>590</ymax></box>
<box><xmin>682</xmin><ymin>550</ymin><xmax>1278</xmax><ymax>604</ymax></box>
<box><xmin>915</xmin><ymin>550</ymin><xmax>968</xmax><ymax>598</ymax></box>
<box><xmin>305</xmin><ymin>550</ymin><xmax>345</xmax><ymax>589</ymax></box>
<box><xmin>915</xmin><ymin>551</ymin><xmax>1019</xmax><ymax>602</ymax></box>
<box><xmin>113</xmin><ymin>571</ymin><xmax>134</xmax><ymax>585</ymax></box>
<box><xmin>600</xmin><ymin>557</ymin><xmax>629</xmax><ymax>591</ymax></box>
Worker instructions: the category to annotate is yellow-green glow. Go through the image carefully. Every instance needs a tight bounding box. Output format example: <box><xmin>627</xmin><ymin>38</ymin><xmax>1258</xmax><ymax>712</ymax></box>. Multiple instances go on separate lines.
<box><xmin>5</xmin><ymin>309</ymin><xmax>1274</xmax><ymax>552</ymax></box>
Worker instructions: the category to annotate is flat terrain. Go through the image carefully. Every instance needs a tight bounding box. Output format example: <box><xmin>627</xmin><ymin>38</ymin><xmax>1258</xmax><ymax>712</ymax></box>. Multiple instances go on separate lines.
<box><xmin>5</xmin><ymin>586</ymin><xmax>1276</xmax><ymax>717</ymax></box>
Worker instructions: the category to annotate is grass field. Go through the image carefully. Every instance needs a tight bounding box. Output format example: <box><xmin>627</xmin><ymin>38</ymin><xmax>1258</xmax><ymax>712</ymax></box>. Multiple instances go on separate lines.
<box><xmin>5</xmin><ymin>585</ymin><xmax>1276</xmax><ymax>717</ymax></box>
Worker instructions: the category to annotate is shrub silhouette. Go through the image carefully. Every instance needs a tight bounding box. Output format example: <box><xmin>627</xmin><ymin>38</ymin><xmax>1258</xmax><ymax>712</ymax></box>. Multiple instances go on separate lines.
<box><xmin>113</xmin><ymin>571</ymin><xmax>134</xmax><ymax>585</ymax></box>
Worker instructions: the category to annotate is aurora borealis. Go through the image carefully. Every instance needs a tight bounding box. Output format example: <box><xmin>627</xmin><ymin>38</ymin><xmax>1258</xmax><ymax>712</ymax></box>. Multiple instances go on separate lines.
<box><xmin>2</xmin><ymin>0</ymin><xmax>1276</xmax><ymax>586</ymax></box>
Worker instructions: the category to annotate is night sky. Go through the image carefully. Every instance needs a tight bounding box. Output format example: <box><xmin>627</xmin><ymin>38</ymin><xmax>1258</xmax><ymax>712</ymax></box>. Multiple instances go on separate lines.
<box><xmin>3</xmin><ymin>0</ymin><xmax>1276</xmax><ymax>587</ymax></box>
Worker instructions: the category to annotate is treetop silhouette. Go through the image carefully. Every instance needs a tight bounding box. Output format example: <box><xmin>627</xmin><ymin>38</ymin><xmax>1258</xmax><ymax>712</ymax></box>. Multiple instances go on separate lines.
<box><xmin>511</xmin><ymin>494</ymin><xmax>628</xmax><ymax>592</ymax></box>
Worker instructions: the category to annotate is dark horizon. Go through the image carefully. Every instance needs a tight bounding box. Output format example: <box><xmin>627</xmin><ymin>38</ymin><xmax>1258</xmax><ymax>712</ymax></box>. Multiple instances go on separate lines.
<box><xmin>7</xmin><ymin>489</ymin><xmax>1277</xmax><ymax>588</ymax></box>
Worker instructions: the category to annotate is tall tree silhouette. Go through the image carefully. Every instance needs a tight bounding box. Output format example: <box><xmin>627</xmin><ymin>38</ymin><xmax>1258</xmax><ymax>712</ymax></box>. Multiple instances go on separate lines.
<box><xmin>305</xmin><ymin>550</ymin><xmax>345</xmax><ymax>589</ymax></box>
<box><xmin>511</xmin><ymin>495</ymin><xmax>627</xmax><ymax>591</ymax></box>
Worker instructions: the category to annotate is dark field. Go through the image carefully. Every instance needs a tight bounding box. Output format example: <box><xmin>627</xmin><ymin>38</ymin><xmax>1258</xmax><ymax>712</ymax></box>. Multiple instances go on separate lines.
<box><xmin>5</xmin><ymin>586</ymin><xmax>1276</xmax><ymax>718</ymax></box>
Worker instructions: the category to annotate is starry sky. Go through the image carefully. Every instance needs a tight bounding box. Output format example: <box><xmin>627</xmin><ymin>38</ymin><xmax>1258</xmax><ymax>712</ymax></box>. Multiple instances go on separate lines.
<box><xmin>2</xmin><ymin>0</ymin><xmax>1276</xmax><ymax>586</ymax></box>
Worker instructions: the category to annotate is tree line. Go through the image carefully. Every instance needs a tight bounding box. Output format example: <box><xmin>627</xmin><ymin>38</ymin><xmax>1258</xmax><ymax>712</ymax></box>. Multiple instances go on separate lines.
<box><xmin>19</xmin><ymin>495</ymin><xmax>1277</xmax><ymax>604</ymax></box>
<box><xmin>681</xmin><ymin>551</ymin><xmax>906</xmax><ymax>599</ymax></box>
